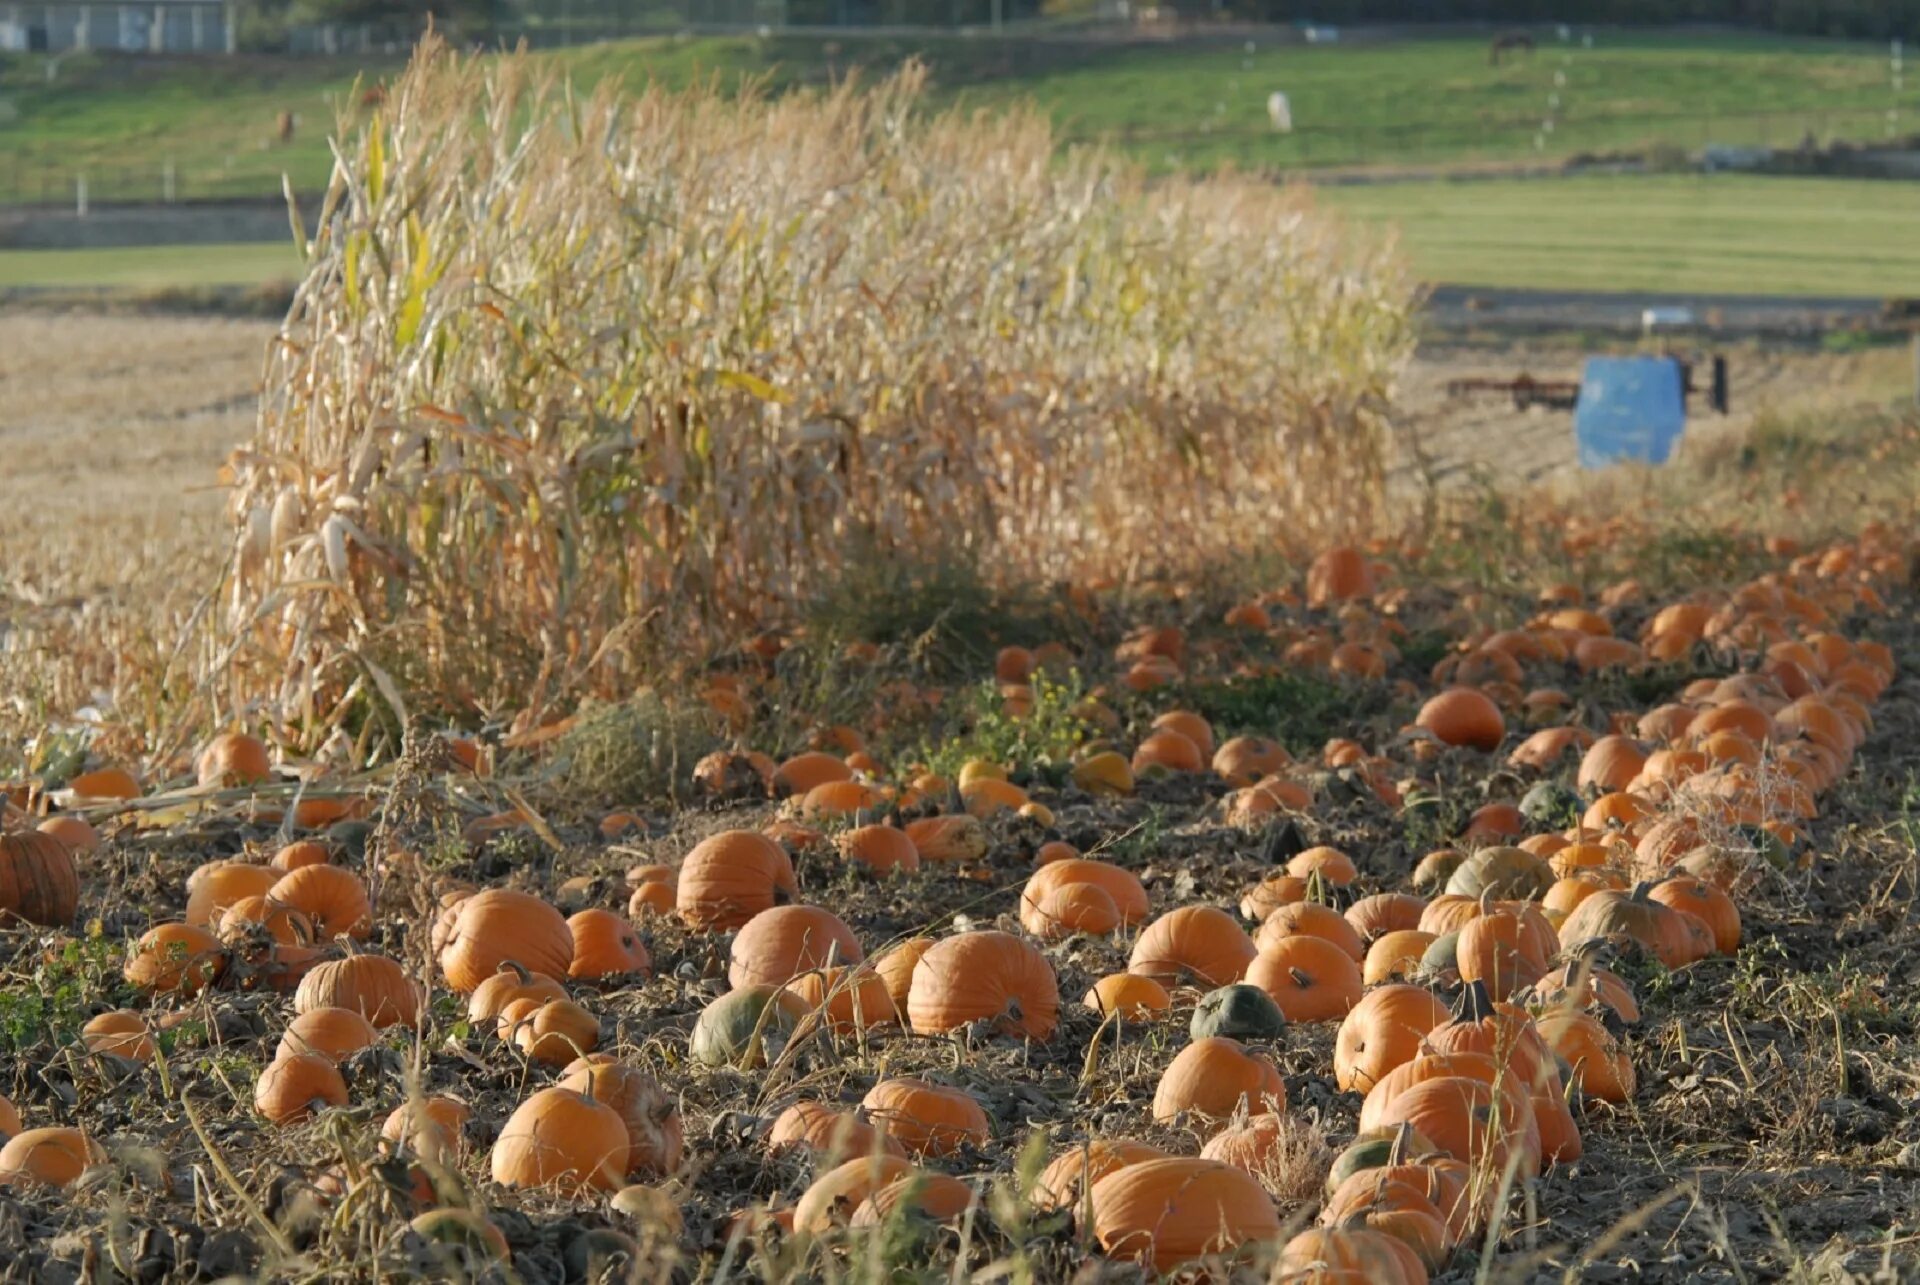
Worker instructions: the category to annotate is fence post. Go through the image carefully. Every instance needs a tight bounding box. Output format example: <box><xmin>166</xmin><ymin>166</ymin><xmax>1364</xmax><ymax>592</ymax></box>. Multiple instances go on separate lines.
<box><xmin>76</xmin><ymin>174</ymin><xmax>87</xmax><ymax>216</ymax></box>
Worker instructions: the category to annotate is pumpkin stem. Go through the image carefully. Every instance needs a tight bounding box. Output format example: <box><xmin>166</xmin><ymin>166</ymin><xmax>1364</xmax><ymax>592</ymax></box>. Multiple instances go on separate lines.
<box><xmin>1288</xmin><ymin>967</ymin><xmax>1312</xmax><ymax>989</ymax></box>
<box><xmin>1452</xmin><ymin>978</ymin><xmax>1495</xmax><ymax>1023</ymax></box>
<box><xmin>498</xmin><ymin>960</ymin><xmax>533</xmax><ymax>984</ymax></box>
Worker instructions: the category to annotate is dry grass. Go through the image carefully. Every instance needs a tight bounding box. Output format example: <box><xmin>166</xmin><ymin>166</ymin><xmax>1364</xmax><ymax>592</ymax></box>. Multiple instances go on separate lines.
<box><xmin>208</xmin><ymin>38</ymin><xmax>1414</xmax><ymax>748</ymax></box>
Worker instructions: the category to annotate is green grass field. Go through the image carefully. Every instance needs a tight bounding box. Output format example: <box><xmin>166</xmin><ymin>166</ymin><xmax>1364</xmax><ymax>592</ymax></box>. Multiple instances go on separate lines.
<box><xmin>0</xmin><ymin>242</ymin><xmax>300</xmax><ymax>287</ymax></box>
<box><xmin>1317</xmin><ymin>174</ymin><xmax>1918</xmax><ymax>298</ymax></box>
<box><xmin>0</xmin><ymin>30</ymin><xmax>1911</xmax><ymax>203</ymax></box>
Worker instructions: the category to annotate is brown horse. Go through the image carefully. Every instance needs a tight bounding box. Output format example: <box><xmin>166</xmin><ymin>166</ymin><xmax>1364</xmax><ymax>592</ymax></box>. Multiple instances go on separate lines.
<box><xmin>1489</xmin><ymin>32</ymin><xmax>1535</xmax><ymax>66</ymax></box>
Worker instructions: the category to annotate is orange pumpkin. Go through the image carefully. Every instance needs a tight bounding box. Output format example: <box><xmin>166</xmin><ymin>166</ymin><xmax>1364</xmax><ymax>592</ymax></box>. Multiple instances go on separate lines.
<box><xmin>1033</xmin><ymin>1140</ymin><xmax>1165</xmax><ymax>1211</ymax></box>
<box><xmin>1152</xmin><ymin>1037</ymin><xmax>1286</xmax><ymax>1125</ymax></box>
<box><xmin>1333</xmin><ymin>985</ymin><xmax>1452</xmax><ymax>1094</ymax></box>
<box><xmin>768</xmin><ymin>1101</ymin><xmax>906</xmax><ymax>1164</ymax></box>
<box><xmin>268</xmin><ymin>865</ymin><xmax>371</xmax><ymax>941</ymax></box>
<box><xmin>294</xmin><ymin>954</ymin><xmax>423</xmax><ymax>1028</ymax></box>
<box><xmin>1245</xmin><ymin>934</ymin><xmax>1364</xmax><ymax>1023</ymax></box>
<box><xmin>0</xmin><ymin>1127</ymin><xmax>106</xmax><ymax>1188</ymax></box>
<box><xmin>81</xmin><ymin>1010</ymin><xmax>155</xmax><ymax>1063</ymax></box>
<box><xmin>1020</xmin><ymin>859</ymin><xmax>1149</xmax><ymax>935</ymax></box>
<box><xmin>559</xmin><ymin>1056</ymin><xmax>684</xmax><ymax>1178</ymax></box>
<box><xmin>861</xmin><ymin>1078</ymin><xmax>989</xmax><ymax>1158</ymax></box>
<box><xmin>1084</xmin><ymin>973</ymin><xmax>1171</xmax><ymax>1020</ymax></box>
<box><xmin>276</xmin><ymin>1006</ymin><xmax>379</xmax><ymax>1064</ymax></box>
<box><xmin>1090</xmin><ymin>1157</ymin><xmax>1281</xmax><ymax>1273</ymax></box>
<box><xmin>0</xmin><ymin>832</ymin><xmax>82</xmax><ymax>929</ymax></box>
<box><xmin>1534</xmin><ymin>1009</ymin><xmax>1636</xmax><ymax>1104</ymax></box>
<box><xmin>567</xmin><ymin>910</ymin><xmax>652</xmax><ymax>980</ymax></box>
<box><xmin>196</xmin><ymin>732</ymin><xmax>273</xmax><ymax>787</ymax></box>
<box><xmin>906</xmin><ymin>932</ymin><xmax>1057</xmax><ymax>1040</ymax></box>
<box><xmin>835</xmin><ymin>825</ymin><xmax>920</xmax><ymax>875</ymax></box>
<box><xmin>728</xmin><ymin>905</ymin><xmax>863</xmax><ymax>989</ymax></box>
<box><xmin>124</xmin><ymin>923</ymin><xmax>226</xmax><ymax>995</ymax></box>
<box><xmin>1128</xmin><ymin>907</ymin><xmax>1257</xmax><ymax>988</ymax></box>
<box><xmin>1253</xmin><ymin>902</ymin><xmax>1366</xmax><ymax>961</ymax></box>
<box><xmin>1415</xmin><ymin>689</ymin><xmax>1506</xmax><ymax>752</ymax></box>
<box><xmin>255</xmin><ymin>1052</ymin><xmax>350</xmax><ymax>1124</ymax></box>
<box><xmin>440</xmin><ymin>889</ymin><xmax>573</xmax><ymax>991</ymax></box>
<box><xmin>490</xmin><ymin>1087</ymin><xmax>630</xmax><ymax>1192</ymax></box>
<box><xmin>676</xmin><ymin>830</ymin><xmax>799</xmax><ymax>931</ymax></box>
<box><xmin>183</xmin><ymin>863</ymin><xmax>277</xmax><ymax>928</ymax></box>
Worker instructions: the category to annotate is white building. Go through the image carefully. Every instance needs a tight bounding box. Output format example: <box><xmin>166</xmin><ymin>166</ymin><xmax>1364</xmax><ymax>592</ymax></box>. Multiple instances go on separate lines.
<box><xmin>0</xmin><ymin>0</ymin><xmax>232</xmax><ymax>53</ymax></box>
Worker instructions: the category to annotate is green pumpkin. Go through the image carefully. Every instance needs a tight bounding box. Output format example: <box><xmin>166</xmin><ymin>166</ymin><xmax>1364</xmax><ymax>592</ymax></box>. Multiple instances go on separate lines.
<box><xmin>1519</xmin><ymin>780</ymin><xmax>1581</xmax><ymax>828</ymax></box>
<box><xmin>1416</xmin><ymin>930</ymin><xmax>1461</xmax><ymax>985</ymax></box>
<box><xmin>690</xmin><ymin>986</ymin><xmax>807</xmax><ymax>1069</ymax></box>
<box><xmin>1444</xmin><ymin>845</ymin><xmax>1554</xmax><ymax>900</ymax></box>
<box><xmin>1189</xmin><ymin>984</ymin><xmax>1287</xmax><ymax>1042</ymax></box>
<box><xmin>1323</xmin><ymin>1123</ymin><xmax>1443</xmax><ymax>1195</ymax></box>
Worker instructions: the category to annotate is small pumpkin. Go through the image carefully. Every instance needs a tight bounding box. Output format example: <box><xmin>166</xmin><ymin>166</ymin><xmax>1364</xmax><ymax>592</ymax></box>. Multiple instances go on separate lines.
<box><xmin>216</xmin><ymin>895</ymin><xmax>314</xmax><ymax>947</ymax></box>
<box><xmin>1415</xmin><ymin>688</ymin><xmax>1506</xmax><ymax>752</ymax></box>
<box><xmin>835</xmin><ymin>824</ymin><xmax>920</xmax><ymax>875</ymax></box>
<box><xmin>1333</xmin><ymin>984</ymin><xmax>1452</xmax><ymax>1094</ymax></box>
<box><xmin>1245</xmin><ymin>934</ymin><xmax>1364</xmax><ymax>1023</ymax></box>
<box><xmin>511</xmin><ymin>998</ymin><xmax>601</xmax><ymax>1065</ymax></box>
<box><xmin>124</xmin><ymin>923</ymin><xmax>226</xmax><ymax>995</ymax></box>
<box><xmin>1085</xmin><ymin>973</ymin><xmax>1171</xmax><ymax>1020</ymax></box>
<box><xmin>1277</xmin><ymin>1225</ymin><xmax>1428</xmax><ymax>1285</ymax></box>
<box><xmin>728</xmin><ymin>905</ymin><xmax>864</xmax><ymax>990</ymax></box>
<box><xmin>1090</xmin><ymin>1157</ymin><xmax>1281</xmax><ymax>1273</ymax></box>
<box><xmin>81</xmin><ymin>1010</ymin><xmax>155</xmax><ymax>1063</ymax></box>
<box><xmin>1646</xmin><ymin>876</ymin><xmax>1740</xmax><ymax>955</ymax></box>
<box><xmin>851</xmin><ymin>1172</ymin><xmax>975</xmax><ymax>1227</ymax></box>
<box><xmin>269</xmin><ymin>840</ymin><xmax>332</xmax><ymax>873</ymax></box>
<box><xmin>490</xmin><ymin>1087</ymin><xmax>630</xmax><ymax>1192</ymax></box>
<box><xmin>872</xmin><ymin>937</ymin><xmax>935</xmax><ymax>1012</ymax></box>
<box><xmin>1346</xmin><ymin>893</ymin><xmax>1427</xmax><ymax>944</ymax></box>
<box><xmin>783</xmin><ymin>965</ymin><xmax>898</xmax><ymax>1031</ymax></box>
<box><xmin>1151</xmin><ymin>1037</ymin><xmax>1286</xmax><ymax>1126</ymax></box>
<box><xmin>254</xmin><ymin>1052</ymin><xmax>350</xmax><ymax>1124</ymax></box>
<box><xmin>196</xmin><ymin>731</ymin><xmax>274</xmax><ymax>787</ymax></box>
<box><xmin>676</xmin><ymin>830</ymin><xmax>799</xmax><ymax>930</ymax></box>
<box><xmin>567</xmin><ymin>909</ymin><xmax>653</xmax><ymax>980</ymax></box>
<box><xmin>690</xmin><ymin>986</ymin><xmax>808</xmax><ymax>1068</ymax></box>
<box><xmin>906</xmin><ymin>931</ymin><xmax>1058</xmax><ymax>1041</ymax></box>
<box><xmin>0</xmin><ymin>1127</ymin><xmax>105</xmax><ymax>1188</ymax></box>
<box><xmin>768</xmin><ymin>1101</ymin><xmax>906</xmax><ymax>1164</ymax></box>
<box><xmin>439</xmin><ymin>889</ymin><xmax>573</xmax><ymax>991</ymax></box>
<box><xmin>1557</xmin><ymin>883</ymin><xmax>1693</xmax><ymax>968</ymax></box>
<box><xmin>467</xmin><ymin>961</ymin><xmax>567</xmax><ymax>1026</ymax></box>
<box><xmin>294</xmin><ymin>954</ymin><xmax>423</xmax><ymax>1028</ymax></box>
<box><xmin>1129</xmin><ymin>906</ymin><xmax>1257</xmax><ymax>988</ymax></box>
<box><xmin>559</xmin><ymin>1056</ymin><xmax>684</xmax><ymax>1178</ymax></box>
<box><xmin>1189</xmin><ymin>983</ymin><xmax>1288</xmax><ymax>1042</ymax></box>
<box><xmin>276</xmin><ymin>1006</ymin><xmax>379</xmax><ymax>1064</ymax></box>
<box><xmin>860</xmin><ymin>1077</ymin><xmax>990</xmax><ymax>1158</ymax></box>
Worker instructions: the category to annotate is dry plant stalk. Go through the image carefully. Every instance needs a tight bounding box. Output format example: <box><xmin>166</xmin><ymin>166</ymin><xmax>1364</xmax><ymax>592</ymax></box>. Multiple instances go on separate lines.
<box><xmin>210</xmin><ymin>38</ymin><xmax>1413</xmax><ymax>739</ymax></box>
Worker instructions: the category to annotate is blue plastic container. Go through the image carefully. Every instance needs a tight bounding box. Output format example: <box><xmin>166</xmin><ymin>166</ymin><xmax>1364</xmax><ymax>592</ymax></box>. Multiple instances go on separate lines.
<box><xmin>1574</xmin><ymin>356</ymin><xmax>1686</xmax><ymax>469</ymax></box>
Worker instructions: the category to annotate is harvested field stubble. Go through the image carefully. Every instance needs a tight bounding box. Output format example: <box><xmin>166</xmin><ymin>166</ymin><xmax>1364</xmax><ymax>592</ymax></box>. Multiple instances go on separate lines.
<box><xmin>213</xmin><ymin>39</ymin><xmax>1412</xmax><ymax>736</ymax></box>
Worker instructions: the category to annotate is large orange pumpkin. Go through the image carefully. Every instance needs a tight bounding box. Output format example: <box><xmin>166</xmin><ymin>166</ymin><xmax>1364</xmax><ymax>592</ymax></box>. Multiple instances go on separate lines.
<box><xmin>728</xmin><ymin>905</ymin><xmax>863</xmax><ymax>989</ymax></box>
<box><xmin>0</xmin><ymin>832</ymin><xmax>81</xmax><ymax>928</ymax></box>
<box><xmin>440</xmin><ymin>889</ymin><xmax>573</xmax><ymax>992</ymax></box>
<box><xmin>1090</xmin><ymin>1157</ymin><xmax>1281</xmax><ymax>1273</ymax></box>
<box><xmin>676</xmin><ymin>830</ymin><xmax>799</xmax><ymax>931</ymax></box>
<box><xmin>861</xmin><ymin>1078</ymin><xmax>989</xmax><ymax>1158</ymax></box>
<box><xmin>1332</xmin><ymin>984</ymin><xmax>1451</xmax><ymax>1094</ymax></box>
<box><xmin>490</xmin><ymin>1087</ymin><xmax>630</xmax><ymax>1192</ymax></box>
<box><xmin>906</xmin><ymin>932</ymin><xmax>1058</xmax><ymax>1040</ymax></box>
<box><xmin>1151</xmin><ymin>1038</ymin><xmax>1286</xmax><ymax>1125</ymax></box>
<box><xmin>1128</xmin><ymin>907</ymin><xmax>1257</xmax><ymax>988</ymax></box>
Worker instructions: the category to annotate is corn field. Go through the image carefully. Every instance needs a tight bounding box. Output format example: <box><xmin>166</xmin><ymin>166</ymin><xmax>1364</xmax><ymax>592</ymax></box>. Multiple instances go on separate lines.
<box><xmin>212</xmin><ymin>38</ymin><xmax>1415</xmax><ymax>737</ymax></box>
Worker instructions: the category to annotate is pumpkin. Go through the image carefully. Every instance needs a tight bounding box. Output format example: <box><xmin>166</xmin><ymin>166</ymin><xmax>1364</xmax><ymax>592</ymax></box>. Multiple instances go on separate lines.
<box><xmin>1415</xmin><ymin>689</ymin><xmax>1506</xmax><ymax>752</ymax></box>
<box><xmin>1364</xmin><ymin>931</ymin><xmax>1438</xmax><ymax>986</ymax></box>
<box><xmin>1034</xmin><ymin>1140</ymin><xmax>1164</xmax><ymax>1212</ymax></box>
<box><xmin>628</xmin><ymin>881</ymin><xmax>676</xmax><ymax>918</ymax></box>
<box><xmin>782</xmin><ymin>963</ymin><xmax>895</xmax><ymax>1030</ymax></box>
<box><xmin>1132</xmin><ymin>730</ymin><xmax>1204</xmax><ymax>776</ymax></box>
<box><xmin>1129</xmin><ymin>907</ymin><xmax>1257</xmax><ymax>988</ymax></box>
<box><xmin>902</xmin><ymin>815</ymin><xmax>990</xmax><ymax>864</ymax></box>
<box><xmin>262</xmin><ymin>865</ymin><xmax>370</xmax><ymax>941</ymax></box>
<box><xmin>559</xmin><ymin>1056</ymin><xmax>683</xmax><ymax>1178</ymax></box>
<box><xmin>255</xmin><ymin>1052</ymin><xmax>350</xmax><ymax>1124</ymax></box>
<box><xmin>851</xmin><ymin>1172</ymin><xmax>975</xmax><ymax>1227</ymax></box>
<box><xmin>1246</xmin><ymin>935</ymin><xmax>1363</xmax><ymax>1023</ymax></box>
<box><xmin>1333</xmin><ymin>985</ymin><xmax>1452</xmax><ymax>1094</ymax></box>
<box><xmin>1410</xmin><ymin>850</ymin><xmax>1465</xmax><ymax>894</ymax></box>
<box><xmin>1557</xmin><ymin>884</ymin><xmax>1693</xmax><ymax>968</ymax></box>
<box><xmin>728</xmin><ymin>905</ymin><xmax>863</xmax><ymax>989</ymax></box>
<box><xmin>835</xmin><ymin>824</ymin><xmax>920</xmax><ymax>875</ymax></box>
<box><xmin>124</xmin><ymin>923</ymin><xmax>226</xmax><ymax>995</ymax></box>
<box><xmin>1646</xmin><ymin>876</ymin><xmax>1740</xmax><ymax>954</ymax></box>
<box><xmin>690</xmin><ymin>986</ymin><xmax>808</xmax><ymax>1068</ymax></box>
<box><xmin>407</xmin><ymin>1209</ymin><xmax>510</xmax><ymax>1265</ymax></box>
<box><xmin>1090</xmin><ymin>1157</ymin><xmax>1281</xmax><ymax>1274</ymax></box>
<box><xmin>562</xmin><ymin>909</ymin><xmax>651</xmax><ymax>980</ymax></box>
<box><xmin>1536</xmin><ymin>960</ymin><xmax>1641</xmax><ymax>1024</ymax></box>
<box><xmin>65</xmin><ymin>767</ymin><xmax>139</xmax><ymax>800</ymax></box>
<box><xmin>0</xmin><ymin>1128</ymin><xmax>105</xmax><ymax>1188</ymax></box>
<box><xmin>1323</xmin><ymin>1124</ymin><xmax>1443</xmax><ymax>1196</ymax></box>
<box><xmin>1455</xmin><ymin>906</ymin><xmax>1545</xmax><ymax>1002</ymax></box>
<box><xmin>1423</xmin><ymin>985</ymin><xmax>1559</xmax><ymax>1094</ymax></box>
<box><xmin>1368</xmin><ymin>1074</ymin><xmax>1540</xmax><ymax>1182</ymax></box>
<box><xmin>1190</xmin><ymin>984</ymin><xmax>1288</xmax><ymax>1042</ymax></box>
<box><xmin>1253</xmin><ymin>902</ymin><xmax>1366</xmax><ymax>961</ymax></box>
<box><xmin>1507</xmin><ymin>727</ymin><xmax>1590</xmax><ymax>771</ymax></box>
<box><xmin>294</xmin><ymin>954</ymin><xmax>422</xmax><ymax>1028</ymax></box>
<box><xmin>906</xmin><ymin>931</ymin><xmax>1058</xmax><ymax>1041</ymax></box>
<box><xmin>197</xmin><ymin>731</ymin><xmax>273</xmax><ymax>787</ymax></box>
<box><xmin>277</xmin><ymin>1006</ymin><xmax>379</xmax><ymax>1064</ymax></box>
<box><xmin>1239</xmin><ymin>875</ymin><xmax>1308</xmax><ymax>923</ymax></box>
<box><xmin>1346</xmin><ymin>894</ymin><xmax>1426</xmax><ymax>943</ymax></box>
<box><xmin>1213</xmin><ymin>737</ymin><xmax>1291</xmax><ymax>788</ymax></box>
<box><xmin>512</xmin><ymin>998</ymin><xmax>601</xmax><ymax>1065</ymax></box>
<box><xmin>769</xmin><ymin>1101</ymin><xmax>906</xmax><ymax>1164</ymax></box>
<box><xmin>440</xmin><ymin>889</ymin><xmax>573</xmax><ymax>991</ymax></box>
<box><xmin>217</xmin><ymin>895</ymin><xmax>314</xmax><ymax>947</ymax></box>
<box><xmin>1071</xmin><ymin>751</ymin><xmax>1136</xmax><ymax>797</ymax></box>
<box><xmin>1151</xmin><ymin>1037</ymin><xmax>1286</xmax><ymax>1125</ymax></box>
<box><xmin>676</xmin><ymin>830</ymin><xmax>799</xmax><ymax>930</ymax></box>
<box><xmin>490</xmin><ymin>1087</ymin><xmax>630</xmax><ymax>1192</ymax></box>
<box><xmin>467</xmin><ymin>962</ymin><xmax>567</xmax><ymax>1025</ymax></box>
<box><xmin>81</xmin><ymin>1010</ymin><xmax>155</xmax><ymax>1063</ymax></box>
<box><xmin>193</xmin><ymin>862</ymin><xmax>276</xmax><ymax>923</ymax></box>
<box><xmin>772</xmin><ymin>751</ymin><xmax>852</xmax><ymax>796</ymax></box>
<box><xmin>1027</xmin><ymin>882</ymin><xmax>1122</xmax><ymax>939</ymax></box>
<box><xmin>1307</xmin><ymin>546</ymin><xmax>1376</xmax><ymax>607</ymax></box>
<box><xmin>1085</xmin><ymin>973</ymin><xmax>1171</xmax><ymax>1020</ymax></box>
<box><xmin>1199</xmin><ymin>1113</ymin><xmax>1316</xmax><ymax>1188</ymax></box>
<box><xmin>1151</xmin><ymin>710</ymin><xmax>1216</xmax><ymax>761</ymax></box>
<box><xmin>0</xmin><ymin>832</ymin><xmax>81</xmax><ymax>927</ymax></box>
<box><xmin>269</xmin><ymin>840</ymin><xmax>331</xmax><ymax>873</ymax></box>
<box><xmin>872</xmin><ymin>937</ymin><xmax>935</xmax><ymax>1012</ymax></box>
<box><xmin>1020</xmin><ymin>859</ymin><xmax>1149</xmax><ymax>935</ymax></box>
<box><xmin>1444</xmin><ymin>846</ymin><xmax>1554</xmax><ymax>901</ymax></box>
<box><xmin>861</xmin><ymin>1078</ymin><xmax>989</xmax><ymax>1158</ymax></box>
<box><xmin>793</xmin><ymin>1154</ymin><xmax>915</xmax><ymax>1234</ymax></box>
<box><xmin>382</xmin><ymin>1097</ymin><xmax>471</xmax><ymax>1163</ymax></box>
<box><xmin>802</xmin><ymin>779</ymin><xmax>887</xmax><ymax>818</ymax></box>
<box><xmin>1534</xmin><ymin>1010</ymin><xmax>1636</xmax><ymax>1104</ymax></box>
<box><xmin>35</xmin><ymin>815</ymin><xmax>99</xmax><ymax>855</ymax></box>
